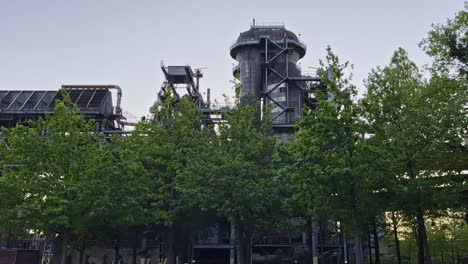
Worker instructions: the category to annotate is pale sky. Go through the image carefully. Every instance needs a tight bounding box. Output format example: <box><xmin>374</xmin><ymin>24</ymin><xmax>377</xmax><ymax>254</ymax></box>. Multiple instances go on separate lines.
<box><xmin>0</xmin><ymin>0</ymin><xmax>464</xmax><ymax>118</ymax></box>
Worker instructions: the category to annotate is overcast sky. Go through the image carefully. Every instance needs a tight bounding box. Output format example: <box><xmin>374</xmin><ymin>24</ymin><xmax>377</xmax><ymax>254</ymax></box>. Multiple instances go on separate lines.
<box><xmin>0</xmin><ymin>0</ymin><xmax>464</xmax><ymax>118</ymax></box>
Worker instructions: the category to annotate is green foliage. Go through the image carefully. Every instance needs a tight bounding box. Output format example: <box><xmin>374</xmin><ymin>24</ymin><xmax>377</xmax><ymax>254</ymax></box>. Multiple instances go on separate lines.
<box><xmin>420</xmin><ymin>4</ymin><xmax>468</xmax><ymax>77</ymax></box>
<box><xmin>362</xmin><ymin>48</ymin><xmax>467</xmax><ymax>214</ymax></box>
<box><xmin>384</xmin><ymin>214</ymin><xmax>468</xmax><ymax>264</ymax></box>
<box><xmin>282</xmin><ymin>47</ymin><xmax>387</xmax><ymax>234</ymax></box>
<box><xmin>0</xmin><ymin>6</ymin><xmax>466</xmax><ymax>264</ymax></box>
<box><xmin>0</xmin><ymin>92</ymin><xmax>147</xmax><ymax>245</ymax></box>
<box><xmin>177</xmin><ymin>103</ymin><xmax>280</xmax><ymax>231</ymax></box>
<box><xmin>362</xmin><ymin>46</ymin><xmax>467</xmax><ymax>263</ymax></box>
<box><xmin>130</xmin><ymin>90</ymin><xmax>208</xmax><ymax>226</ymax></box>
<box><xmin>0</xmin><ymin>94</ymin><xmax>99</xmax><ymax>235</ymax></box>
<box><xmin>80</xmin><ymin>136</ymin><xmax>147</xmax><ymax>235</ymax></box>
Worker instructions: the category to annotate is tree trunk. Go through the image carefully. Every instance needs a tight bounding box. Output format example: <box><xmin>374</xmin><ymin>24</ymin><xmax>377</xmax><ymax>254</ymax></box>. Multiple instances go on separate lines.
<box><xmin>235</xmin><ymin>224</ymin><xmax>252</xmax><ymax>264</ymax></box>
<box><xmin>6</xmin><ymin>233</ymin><xmax>13</xmax><ymax>248</ymax></box>
<box><xmin>391</xmin><ymin>212</ymin><xmax>402</xmax><ymax>264</ymax></box>
<box><xmin>245</xmin><ymin>231</ymin><xmax>252</xmax><ymax>264</ymax></box>
<box><xmin>167</xmin><ymin>227</ymin><xmax>176</xmax><ymax>264</ymax></box>
<box><xmin>416</xmin><ymin>216</ymin><xmax>425</xmax><ymax>264</ymax></box>
<box><xmin>79</xmin><ymin>250</ymin><xmax>85</xmax><ymax>264</ymax></box>
<box><xmin>306</xmin><ymin>220</ymin><xmax>315</xmax><ymax>264</ymax></box>
<box><xmin>186</xmin><ymin>238</ymin><xmax>193</xmax><ymax>264</ymax></box>
<box><xmin>236</xmin><ymin>235</ymin><xmax>243</xmax><ymax>264</ymax></box>
<box><xmin>422</xmin><ymin>226</ymin><xmax>432</xmax><ymax>264</ymax></box>
<box><xmin>368</xmin><ymin>229</ymin><xmax>373</xmax><ymax>264</ymax></box>
<box><xmin>230</xmin><ymin>224</ymin><xmax>235</xmax><ymax>264</ymax></box>
<box><xmin>353</xmin><ymin>232</ymin><xmax>364</xmax><ymax>264</ymax></box>
<box><xmin>113</xmin><ymin>235</ymin><xmax>121</xmax><ymax>264</ymax></box>
<box><xmin>406</xmin><ymin>155</ymin><xmax>431</xmax><ymax>264</ymax></box>
<box><xmin>451</xmin><ymin>248</ymin><xmax>455</xmax><ymax>264</ymax></box>
<box><xmin>79</xmin><ymin>240</ymin><xmax>86</xmax><ymax>264</ymax></box>
<box><xmin>60</xmin><ymin>232</ymin><xmax>69</xmax><ymax>264</ymax></box>
<box><xmin>350</xmin><ymin>206</ymin><xmax>363</xmax><ymax>264</ymax></box>
<box><xmin>52</xmin><ymin>236</ymin><xmax>63</xmax><ymax>264</ymax></box>
<box><xmin>132</xmin><ymin>230</ymin><xmax>138</xmax><ymax>264</ymax></box>
<box><xmin>312</xmin><ymin>221</ymin><xmax>319</xmax><ymax>264</ymax></box>
<box><xmin>372</xmin><ymin>220</ymin><xmax>380</xmax><ymax>264</ymax></box>
<box><xmin>416</xmin><ymin>207</ymin><xmax>432</xmax><ymax>264</ymax></box>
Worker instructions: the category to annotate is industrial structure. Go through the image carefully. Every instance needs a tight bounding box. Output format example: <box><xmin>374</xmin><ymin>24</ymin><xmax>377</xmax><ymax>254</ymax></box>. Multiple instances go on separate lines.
<box><xmin>157</xmin><ymin>21</ymin><xmax>327</xmax><ymax>137</ymax></box>
<box><xmin>157</xmin><ymin>62</ymin><xmax>230</xmax><ymax>126</ymax></box>
<box><xmin>154</xmin><ymin>22</ymin><xmax>342</xmax><ymax>264</ymax></box>
<box><xmin>152</xmin><ymin>22</ymin><xmax>342</xmax><ymax>264</ymax></box>
<box><xmin>0</xmin><ymin>85</ymin><xmax>135</xmax><ymax>133</ymax></box>
<box><xmin>230</xmin><ymin>21</ymin><xmax>325</xmax><ymax>136</ymax></box>
<box><xmin>159</xmin><ymin>62</ymin><xmax>209</xmax><ymax>110</ymax></box>
<box><xmin>0</xmin><ymin>21</ymin><xmax>350</xmax><ymax>264</ymax></box>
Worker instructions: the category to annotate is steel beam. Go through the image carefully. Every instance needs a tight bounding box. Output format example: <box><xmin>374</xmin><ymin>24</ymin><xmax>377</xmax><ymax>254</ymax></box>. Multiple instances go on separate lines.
<box><xmin>33</xmin><ymin>91</ymin><xmax>48</xmax><ymax>110</ymax></box>
<box><xmin>7</xmin><ymin>91</ymin><xmax>23</xmax><ymax>110</ymax></box>
<box><xmin>20</xmin><ymin>91</ymin><xmax>36</xmax><ymax>110</ymax></box>
<box><xmin>86</xmin><ymin>90</ymin><xmax>98</xmax><ymax>108</ymax></box>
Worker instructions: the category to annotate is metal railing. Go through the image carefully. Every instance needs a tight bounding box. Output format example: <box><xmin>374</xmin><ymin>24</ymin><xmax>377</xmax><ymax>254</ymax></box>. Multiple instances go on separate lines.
<box><xmin>301</xmin><ymin>70</ymin><xmax>319</xmax><ymax>78</ymax></box>
<box><xmin>230</xmin><ymin>38</ymin><xmax>307</xmax><ymax>54</ymax></box>
<box><xmin>209</xmin><ymin>101</ymin><xmax>234</xmax><ymax>111</ymax></box>
<box><xmin>251</xmin><ymin>21</ymin><xmax>285</xmax><ymax>29</ymax></box>
<box><xmin>229</xmin><ymin>34</ymin><xmax>307</xmax><ymax>53</ymax></box>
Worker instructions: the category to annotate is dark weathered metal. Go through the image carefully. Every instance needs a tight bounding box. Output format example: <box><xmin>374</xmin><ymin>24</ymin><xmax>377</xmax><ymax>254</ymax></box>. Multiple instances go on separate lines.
<box><xmin>230</xmin><ymin>21</ymin><xmax>325</xmax><ymax>134</ymax></box>
<box><xmin>61</xmin><ymin>85</ymin><xmax>123</xmax><ymax>115</ymax></box>
<box><xmin>159</xmin><ymin>63</ymin><xmax>206</xmax><ymax>109</ymax></box>
<box><xmin>0</xmin><ymin>85</ymin><xmax>130</xmax><ymax>132</ymax></box>
<box><xmin>157</xmin><ymin>63</ymin><xmax>229</xmax><ymax>127</ymax></box>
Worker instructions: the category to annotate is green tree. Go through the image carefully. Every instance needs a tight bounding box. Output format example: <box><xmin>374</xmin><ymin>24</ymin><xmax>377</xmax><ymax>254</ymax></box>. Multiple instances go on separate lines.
<box><xmin>284</xmin><ymin>47</ymin><xmax>389</xmax><ymax>264</ymax></box>
<box><xmin>0</xmin><ymin>164</ymin><xmax>28</xmax><ymax>246</ymax></box>
<box><xmin>0</xmin><ymin>93</ymin><xmax>147</xmax><ymax>264</ymax></box>
<box><xmin>0</xmin><ymin>94</ymin><xmax>100</xmax><ymax>264</ymax></box>
<box><xmin>362</xmin><ymin>48</ymin><xmax>433</xmax><ymax>264</ymax></box>
<box><xmin>420</xmin><ymin>4</ymin><xmax>468</xmax><ymax>77</ymax></box>
<box><xmin>177</xmin><ymin>103</ymin><xmax>279</xmax><ymax>264</ymax></box>
<box><xmin>83</xmin><ymin>136</ymin><xmax>147</xmax><ymax>264</ymax></box>
<box><xmin>129</xmin><ymin>92</ymin><xmax>208</xmax><ymax>264</ymax></box>
<box><xmin>362</xmin><ymin>48</ymin><xmax>467</xmax><ymax>264</ymax></box>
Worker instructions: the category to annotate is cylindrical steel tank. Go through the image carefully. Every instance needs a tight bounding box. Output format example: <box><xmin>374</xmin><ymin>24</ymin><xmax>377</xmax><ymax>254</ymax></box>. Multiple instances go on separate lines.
<box><xmin>230</xmin><ymin>23</ymin><xmax>307</xmax><ymax>126</ymax></box>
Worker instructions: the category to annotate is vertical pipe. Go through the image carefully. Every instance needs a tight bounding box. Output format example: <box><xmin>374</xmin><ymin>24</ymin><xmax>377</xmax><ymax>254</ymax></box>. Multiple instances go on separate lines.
<box><xmin>207</xmin><ymin>88</ymin><xmax>211</xmax><ymax>108</ymax></box>
<box><xmin>260</xmin><ymin>98</ymin><xmax>264</xmax><ymax>121</ymax></box>
<box><xmin>298</xmin><ymin>92</ymin><xmax>301</xmax><ymax>121</ymax></box>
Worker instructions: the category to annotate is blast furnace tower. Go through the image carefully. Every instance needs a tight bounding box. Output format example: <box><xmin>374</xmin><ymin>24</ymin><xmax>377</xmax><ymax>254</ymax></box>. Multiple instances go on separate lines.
<box><xmin>230</xmin><ymin>21</ymin><xmax>323</xmax><ymax>135</ymax></box>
